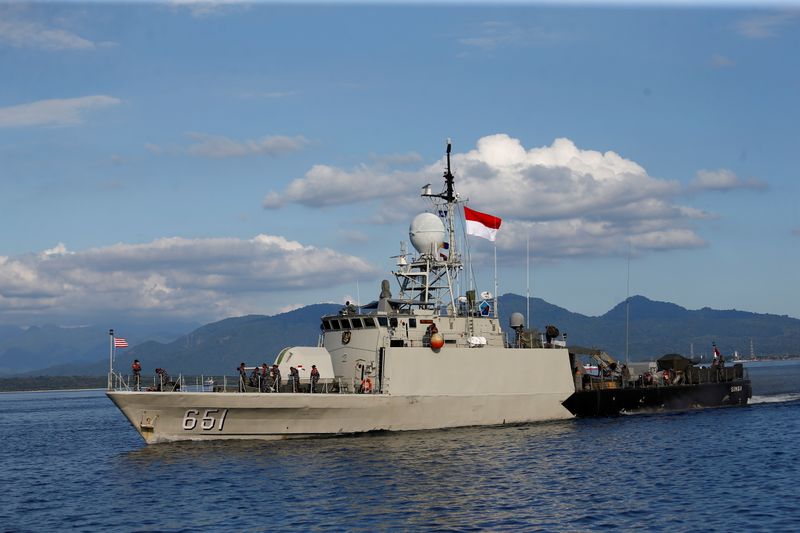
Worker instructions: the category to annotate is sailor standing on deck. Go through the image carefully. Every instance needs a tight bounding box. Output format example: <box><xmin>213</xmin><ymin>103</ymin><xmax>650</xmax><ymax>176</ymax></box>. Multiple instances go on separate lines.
<box><xmin>289</xmin><ymin>366</ymin><xmax>300</xmax><ymax>393</ymax></box>
<box><xmin>271</xmin><ymin>364</ymin><xmax>282</xmax><ymax>392</ymax></box>
<box><xmin>131</xmin><ymin>359</ymin><xmax>142</xmax><ymax>391</ymax></box>
<box><xmin>238</xmin><ymin>362</ymin><xmax>247</xmax><ymax>392</ymax></box>
<box><xmin>310</xmin><ymin>365</ymin><xmax>320</xmax><ymax>393</ymax></box>
<box><xmin>260</xmin><ymin>363</ymin><xmax>270</xmax><ymax>392</ymax></box>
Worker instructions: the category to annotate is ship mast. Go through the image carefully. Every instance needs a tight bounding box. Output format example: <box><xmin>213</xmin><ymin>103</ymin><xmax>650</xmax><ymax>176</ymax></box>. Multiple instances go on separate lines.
<box><xmin>393</xmin><ymin>139</ymin><xmax>463</xmax><ymax>315</ymax></box>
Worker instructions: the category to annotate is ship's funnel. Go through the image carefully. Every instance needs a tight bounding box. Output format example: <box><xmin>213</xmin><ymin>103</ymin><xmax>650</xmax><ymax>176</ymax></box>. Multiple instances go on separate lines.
<box><xmin>409</xmin><ymin>213</ymin><xmax>446</xmax><ymax>255</ymax></box>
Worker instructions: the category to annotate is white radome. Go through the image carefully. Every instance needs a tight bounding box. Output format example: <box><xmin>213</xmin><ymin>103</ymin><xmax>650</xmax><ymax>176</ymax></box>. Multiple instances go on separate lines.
<box><xmin>409</xmin><ymin>213</ymin><xmax>445</xmax><ymax>255</ymax></box>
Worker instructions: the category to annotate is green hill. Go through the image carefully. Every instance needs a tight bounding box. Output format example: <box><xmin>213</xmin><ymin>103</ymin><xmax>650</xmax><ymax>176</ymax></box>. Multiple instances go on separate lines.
<box><xmin>498</xmin><ymin>294</ymin><xmax>800</xmax><ymax>360</ymax></box>
<box><xmin>8</xmin><ymin>296</ymin><xmax>800</xmax><ymax>378</ymax></box>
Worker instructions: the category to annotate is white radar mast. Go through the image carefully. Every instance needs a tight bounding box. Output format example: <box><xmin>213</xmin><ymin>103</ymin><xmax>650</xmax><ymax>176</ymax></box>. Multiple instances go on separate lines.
<box><xmin>393</xmin><ymin>139</ymin><xmax>463</xmax><ymax>315</ymax></box>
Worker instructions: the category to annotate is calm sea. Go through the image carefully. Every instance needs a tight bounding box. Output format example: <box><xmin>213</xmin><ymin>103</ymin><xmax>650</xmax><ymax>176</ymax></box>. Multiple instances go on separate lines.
<box><xmin>2</xmin><ymin>360</ymin><xmax>799</xmax><ymax>532</ymax></box>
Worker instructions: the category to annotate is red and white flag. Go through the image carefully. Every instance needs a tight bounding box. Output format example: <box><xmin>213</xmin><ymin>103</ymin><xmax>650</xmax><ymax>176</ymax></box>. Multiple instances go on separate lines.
<box><xmin>464</xmin><ymin>206</ymin><xmax>502</xmax><ymax>242</ymax></box>
<box><xmin>114</xmin><ymin>338</ymin><xmax>129</xmax><ymax>349</ymax></box>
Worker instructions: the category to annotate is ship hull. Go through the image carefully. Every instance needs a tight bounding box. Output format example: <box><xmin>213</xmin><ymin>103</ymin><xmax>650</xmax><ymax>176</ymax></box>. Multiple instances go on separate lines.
<box><xmin>107</xmin><ymin>390</ymin><xmax>574</xmax><ymax>444</ymax></box>
<box><xmin>561</xmin><ymin>379</ymin><xmax>752</xmax><ymax>417</ymax></box>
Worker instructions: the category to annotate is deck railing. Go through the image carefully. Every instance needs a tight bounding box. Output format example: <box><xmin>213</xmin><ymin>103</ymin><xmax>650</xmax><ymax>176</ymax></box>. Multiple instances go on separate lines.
<box><xmin>579</xmin><ymin>363</ymin><xmax>748</xmax><ymax>392</ymax></box>
<box><xmin>109</xmin><ymin>373</ymin><xmax>382</xmax><ymax>395</ymax></box>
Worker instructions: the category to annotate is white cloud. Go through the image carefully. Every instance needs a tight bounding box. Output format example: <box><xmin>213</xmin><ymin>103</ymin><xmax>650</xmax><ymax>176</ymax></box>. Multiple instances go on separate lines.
<box><xmin>0</xmin><ymin>235</ymin><xmax>378</xmax><ymax>324</ymax></box>
<box><xmin>736</xmin><ymin>12</ymin><xmax>799</xmax><ymax>39</ymax></box>
<box><xmin>265</xmin><ymin>133</ymin><xmax>758</xmax><ymax>259</ymax></box>
<box><xmin>0</xmin><ymin>15</ymin><xmax>101</xmax><ymax>50</ymax></box>
<box><xmin>0</xmin><ymin>95</ymin><xmax>121</xmax><ymax>128</ymax></box>
<box><xmin>185</xmin><ymin>133</ymin><xmax>308</xmax><ymax>158</ymax></box>
<box><xmin>689</xmin><ymin>169</ymin><xmax>767</xmax><ymax>192</ymax></box>
<box><xmin>263</xmin><ymin>164</ymin><xmax>415</xmax><ymax>209</ymax></box>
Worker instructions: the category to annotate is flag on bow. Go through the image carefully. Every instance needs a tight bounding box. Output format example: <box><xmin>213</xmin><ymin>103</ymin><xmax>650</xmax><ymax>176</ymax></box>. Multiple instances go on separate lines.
<box><xmin>464</xmin><ymin>206</ymin><xmax>502</xmax><ymax>242</ymax></box>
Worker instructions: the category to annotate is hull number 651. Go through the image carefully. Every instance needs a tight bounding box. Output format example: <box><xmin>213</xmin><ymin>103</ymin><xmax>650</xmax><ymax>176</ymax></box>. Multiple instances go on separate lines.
<box><xmin>182</xmin><ymin>409</ymin><xmax>229</xmax><ymax>431</ymax></box>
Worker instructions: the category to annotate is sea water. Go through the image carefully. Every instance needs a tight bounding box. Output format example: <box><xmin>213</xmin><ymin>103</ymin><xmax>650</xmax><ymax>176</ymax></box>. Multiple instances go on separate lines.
<box><xmin>1</xmin><ymin>360</ymin><xmax>799</xmax><ymax>532</ymax></box>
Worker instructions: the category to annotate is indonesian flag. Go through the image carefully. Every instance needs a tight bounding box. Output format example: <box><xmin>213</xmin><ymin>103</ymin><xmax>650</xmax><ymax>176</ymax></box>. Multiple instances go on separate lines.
<box><xmin>114</xmin><ymin>338</ymin><xmax>129</xmax><ymax>348</ymax></box>
<box><xmin>464</xmin><ymin>206</ymin><xmax>502</xmax><ymax>242</ymax></box>
<box><xmin>713</xmin><ymin>345</ymin><xmax>721</xmax><ymax>357</ymax></box>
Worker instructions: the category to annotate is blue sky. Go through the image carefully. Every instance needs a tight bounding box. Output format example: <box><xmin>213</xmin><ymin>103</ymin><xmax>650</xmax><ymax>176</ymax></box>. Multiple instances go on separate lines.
<box><xmin>0</xmin><ymin>1</ymin><xmax>798</xmax><ymax>328</ymax></box>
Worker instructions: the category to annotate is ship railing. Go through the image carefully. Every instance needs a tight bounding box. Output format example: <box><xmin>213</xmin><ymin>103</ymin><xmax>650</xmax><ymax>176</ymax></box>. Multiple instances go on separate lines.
<box><xmin>109</xmin><ymin>373</ymin><xmax>385</xmax><ymax>394</ymax></box>
<box><xmin>581</xmin><ymin>363</ymin><xmax>748</xmax><ymax>391</ymax></box>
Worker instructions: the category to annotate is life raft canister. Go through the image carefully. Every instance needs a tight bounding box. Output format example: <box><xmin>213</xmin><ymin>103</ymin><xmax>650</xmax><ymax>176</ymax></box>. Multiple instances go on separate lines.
<box><xmin>430</xmin><ymin>332</ymin><xmax>444</xmax><ymax>350</ymax></box>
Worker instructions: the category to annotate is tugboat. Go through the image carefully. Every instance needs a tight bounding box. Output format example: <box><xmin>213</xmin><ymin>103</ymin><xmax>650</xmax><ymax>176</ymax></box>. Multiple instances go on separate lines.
<box><xmin>107</xmin><ymin>141</ymin><xmax>578</xmax><ymax>443</ymax></box>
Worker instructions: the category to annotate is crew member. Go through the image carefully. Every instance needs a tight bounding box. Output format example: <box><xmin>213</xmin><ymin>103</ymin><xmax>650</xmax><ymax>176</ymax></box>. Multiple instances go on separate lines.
<box><xmin>545</xmin><ymin>325</ymin><xmax>559</xmax><ymax>346</ymax></box>
<box><xmin>289</xmin><ymin>366</ymin><xmax>300</xmax><ymax>393</ymax></box>
<box><xmin>425</xmin><ymin>323</ymin><xmax>439</xmax><ymax>347</ymax></box>
<box><xmin>310</xmin><ymin>365</ymin><xmax>320</xmax><ymax>393</ymax></box>
<box><xmin>238</xmin><ymin>362</ymin><xmax>247</xmax><ymax>392</ymax></box>
<box><xmin>131</xmin><ymin>359</ymin><xmax>142</xmax><ymax>391</ymax></box>
<box><xmin>360</xmin><ymin>376</ymin><xmax>373</xmax><ymax>394</ymax></box>
<box><xmin>574</xmin><ymin>364</ymin><xmax>584</xmax><ymax>391</ymax></box>
<box><xmin>155</xmin><ymin>368</ymin><xmax>171</xmax><ymax>391</ymax></box>
<box><xmin>271</xmin><ymin>364</ymin><xmax>282</xmax><ymax>392</ymax></box>
<box><xmin>249</xmin><ymin>366</ymin><xmax>261</xmax><ymax>388</ymax></box>
<box><xmin>260</xmin><ymin>363</ymin><xmax>270</xmax><ymax>392</ymax></box>
<box><xmin>621</xmin><ymin>364</ymin><xmax>631</xmax><ymax>387</ymax></box>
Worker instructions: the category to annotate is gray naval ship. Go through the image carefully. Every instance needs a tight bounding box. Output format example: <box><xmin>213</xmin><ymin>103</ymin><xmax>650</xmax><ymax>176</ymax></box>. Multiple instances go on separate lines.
<box><xmin>107</xmin><ymin>141</ymin><xmax>579</xmax><ymax>443</ymax></box>
<box><xmin>107</xmin><ymin>141</ymin><xmax>750</xmax><ymax>444</ymax></box>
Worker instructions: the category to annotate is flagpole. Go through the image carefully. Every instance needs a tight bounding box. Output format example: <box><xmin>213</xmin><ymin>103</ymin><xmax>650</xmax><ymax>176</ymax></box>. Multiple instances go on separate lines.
<box><xmin>625</xmin><ymin>240</ymin><xmax>631</xmax><ymax>369</ymax></box>
<box><xmin>526</xmin><ymin>234</ymin><xmax>530</xmax><ymax>329</ymax></box>
<box><xmin>493</xmin><ymin>243</ymin><xmax>498</xmax><ymax>319</ymax></box>
<box><xmin>108</xmin><ymin>328</ymin><xmax>114</xmax><ymax>390</ymax></box>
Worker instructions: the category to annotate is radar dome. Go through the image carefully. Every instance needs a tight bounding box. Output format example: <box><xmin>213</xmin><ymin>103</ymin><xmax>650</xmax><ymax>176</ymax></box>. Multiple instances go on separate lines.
<box><xmin>409</xmin><ymin>213</ymin><xmax>445</xmax><ymax>255</ymax></box>
<box><xmin>509</xmin><ymin>312</ymin><xmax>525</xmax><ymax>329</ymax></box>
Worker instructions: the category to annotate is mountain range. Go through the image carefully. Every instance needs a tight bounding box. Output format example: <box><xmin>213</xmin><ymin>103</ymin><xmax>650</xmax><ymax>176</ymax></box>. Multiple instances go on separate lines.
<box><xmin>1</xmin><ymin>295</ymin><xmax>798</xmax><ymax>377</ymax></box>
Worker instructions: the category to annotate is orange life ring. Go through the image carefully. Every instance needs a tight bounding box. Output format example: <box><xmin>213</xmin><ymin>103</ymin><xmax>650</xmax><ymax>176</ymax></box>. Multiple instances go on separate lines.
<box><xmin>361</xmin><ymin>377</ymin><xmax>373</xmax><ymax>394</ymax></box>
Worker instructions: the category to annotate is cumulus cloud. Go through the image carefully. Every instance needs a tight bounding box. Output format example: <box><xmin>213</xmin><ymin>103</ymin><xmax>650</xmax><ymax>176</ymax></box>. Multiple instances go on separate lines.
<box><xmin>0</xmin><ymin>95</ymin><xmax>120</xmax><ymax>128</ymax></box>
<box><xmin>689</xmin><ymin>169</ymin><xmax>767</xmax><ymax>192</ymax></box>
<box><xmin>0</xmin><ymin>235</ymin><xmax>377</xmax><ymax>324</ymax></box>
<box><xmin>0</xmin><ymin>14</ymin><xmax>103</xmax><ymax>50</ymax></box>
<box><xmin>266</xmin><ymin>134</ymin><xmax>764</xmax><ymax>259</ymax></box>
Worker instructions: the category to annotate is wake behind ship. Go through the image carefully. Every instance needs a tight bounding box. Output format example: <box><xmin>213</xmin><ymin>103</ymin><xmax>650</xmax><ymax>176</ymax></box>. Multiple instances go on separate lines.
<box><xmin>106</xmin><ymin>141</ymin><xmax>750</xmax><ymax>444</ymax></box>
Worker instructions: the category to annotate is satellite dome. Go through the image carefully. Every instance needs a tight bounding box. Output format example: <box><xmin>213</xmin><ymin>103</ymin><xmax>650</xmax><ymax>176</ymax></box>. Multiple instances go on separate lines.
<box><xmin>509</xmin><ymin>312</ymin><xmax>525</xmax><ymax>329</ymax></box>
<box><xmin>409</xmin><ymin>213</ymin><xmax>445</xmax><ymax>255</ymax></box>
